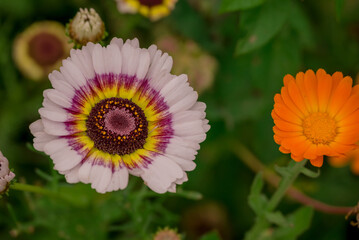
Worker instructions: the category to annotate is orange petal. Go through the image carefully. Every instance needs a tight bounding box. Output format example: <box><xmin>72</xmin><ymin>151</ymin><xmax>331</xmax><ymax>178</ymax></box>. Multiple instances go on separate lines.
<box><xmin>279</xmin><ymin>146</ymin><xmax>290</xmax><ymax>154</ymax></box>
<box><xmin>274</xmin><ymin>103</ymin><xmax>302</xmax><ymax>125</ymax></box>
<box><xmin>287</xmin><ymin>80</ymin><xmax>309</xmax><ymax>116</ymax></box>
<box><xmin>338</xmin><ymin>110</ymin><xmax>359</xmax><ymax>127</ymax></box>
<box><xmin>327</xmin><ymin>76</ymin><xmax>353</xmax><ymax>117</ymax></box>
<box><xmin>310</xmin><ymin>156</ymin><xmax>323</xmax><ymax>167</ymax></box>
<box><xmin>283</xmin><ymin>74</ymin><xmax>296</xmax><ymax>86</ymax></box>
<box><xmin>317</xmin><ymin>71</ymin><xmax>332</xmax><ymax>112</ymax></box>
<box><xmin>303</xmin><ymin>144</ymin><xmax>318</xmax><ymax>159</ymax></box>
<box><xmin>295</xmin><ymin>72</ymin><xmax>312</xmax><ymax>113</ymax></box>
<box><xmin>290</xmin><ymin>138</ymin><xmax>311</xmax><ymax>157</ymax></box>
<box><xmin>334</xmin><ymin>94</ymin><xmax>359</xmax><ymax>121</ymax></box>
<box><xmin>303</xmin><ymin>69</ymin><xmax>318</xmax><ymax>112</ymax></box>
<box><xmin>273</xmin><ymin>126</ymin><xmax>302</xmax><ymax>138</ymax></box>
<box><xmin>329</xmin><ymin>155</ymin><xmax>351</xmax><ymax>167</ymax></box>
<box><xmin>281</xmin><ymin>136</ymin><xmax>307</xmax><ymax>152</ymax></box>
<box><xmin>274</xmin><ymin>119</ymin><xmax>303</xmax><ymax>132</ymax></box>
<box><xmin>281</xmin><ymin>86</ymin><xmax>305</xmax><ymax>117</ymax></box>
<box><xmin>334</xmin><ymin>132</ymin><xmax>359</xmax><ymax>145</ymax></box>
<box><xmin>291</xmin><ymin>153</ymin><xmax>304</xmax><ymax>162</ymax></box>
<box><xmin>331</xmin><ymin>71</ymin><xmax>343</xmax><ymax>89</ymax></box>
<box><xmin>329</xmin><ymin>141</ymin><xmax>356</xmax><ymax>155</ymax></box>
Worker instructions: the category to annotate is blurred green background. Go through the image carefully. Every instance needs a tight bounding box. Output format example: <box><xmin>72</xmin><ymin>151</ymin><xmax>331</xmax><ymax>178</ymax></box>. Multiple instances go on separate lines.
<box><xmin>1</xmin><ymin>0</ymin><xmax>359</xmax><ymax>239</ymax></box>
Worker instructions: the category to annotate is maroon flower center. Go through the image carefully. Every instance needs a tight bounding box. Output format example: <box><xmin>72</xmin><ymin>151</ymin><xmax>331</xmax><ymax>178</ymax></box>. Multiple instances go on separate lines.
<box><xmin>28</xmin><ymin>32</ymin><xmax>64</xmax><ymax>66</ymax></box>
<box><xmin>86</xmin><ymin>97</ymin><xmax>148</xmax><ymax>155</ymax></box>
<box><xmin>139</xmin><ymin>0</ymin><xmax>163</xmax><ymax>7</ymax></box>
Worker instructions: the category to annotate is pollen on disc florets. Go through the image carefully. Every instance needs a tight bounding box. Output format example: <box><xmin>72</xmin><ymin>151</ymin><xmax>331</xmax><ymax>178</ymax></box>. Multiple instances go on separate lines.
<box><xmin>86</xmin><ymin>97</ymin><xmax>148</xmax><ymax>155</ymax></box>
<box><xmin>303</xmin><ymin>112</ymin><xmax>337</xmax><ymax>145</ymax></box>
<box><xmin>67</xmin><ymin>8</ymin><xmax>106</xmax><ymax>47</ymax></box>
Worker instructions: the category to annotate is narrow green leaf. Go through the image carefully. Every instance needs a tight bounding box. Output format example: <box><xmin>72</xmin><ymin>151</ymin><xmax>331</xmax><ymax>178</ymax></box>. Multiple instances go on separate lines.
<box><xmin>271</xmin><ymin>206</ymin><xmax>314</xmax><ymax>240</ymax></box>
<box><xmin>220</xmin><ymin>0</ymin><xmax>266</xmax><ymax>12</ymax></box>
<box><xmin>300</xmin><ymin>168</ymin><xmax>320</xmax><ymax>178</ymax></box>
<box><xmin>248</xmin><ymin>173</ymin><xmax>268</xmax><ymax>214</ymax></box>
<box><xmin>235</xmin><ymin>0</ymin><xmax>289</xmax><ymax>55</ymax></box>
<box><xmin>200</xmin><ymin>231</ymin><xmax>222</xmax><ymax>240</ymax></box>
<box><xmin>265</xmin><ymin>211</ymin><xmax>289</xmax><ymax>227</ymax></box>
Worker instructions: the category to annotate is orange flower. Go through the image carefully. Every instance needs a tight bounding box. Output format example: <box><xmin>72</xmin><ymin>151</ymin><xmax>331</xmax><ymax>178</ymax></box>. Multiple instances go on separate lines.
<box><xmin>329</xmin><ymin>147</ymin><xmax>359</xmax><ymax>174</ymax></box>
<box><xmin>272</xmin><ymin>69</ymin><xmax>359</xmax><ymax>167</ymax></box>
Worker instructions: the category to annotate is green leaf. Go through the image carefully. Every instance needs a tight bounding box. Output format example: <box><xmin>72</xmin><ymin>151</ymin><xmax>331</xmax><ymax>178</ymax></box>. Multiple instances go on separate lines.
<box><xmin>265</xmin><ymin>211</ymin><xmax>289</xmax><ymax>227</ymax></box>
<box><xmin>335</xmin><ymin>0</ymin><xmax>344</xmax><ymax>21</ymax></box>
<box><xmin>272</xmin><ymin>206</ymin><xmax>314</xmax><ymax>240</ymax></box>
<box><xmin>200</xmin><ymin>231</ymin><xmax>222</xmax><ymax>240</ymax></box>
<box><xmin>220</xmin><ymin>0</ymin><xmax>266</xmax><ymax>12</ymax></box>
<box><xmin>248</xmin><ymin>173</ymin><xmax>268</xmax><ymax>215</ymax></box>
<box><xmin>235</xmin><ymin>0</ymin><xmax>289</xmax><ymax>55</ymax></box>
<box><xmin>300</xmin><ymin>168</ymin><xmax>320</xmax><ymax>178</ymax></box>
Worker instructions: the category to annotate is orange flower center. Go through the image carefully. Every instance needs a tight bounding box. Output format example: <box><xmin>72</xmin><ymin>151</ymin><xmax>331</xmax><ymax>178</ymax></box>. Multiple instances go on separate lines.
<box><xmin>303</xmin><ymin>112</ymin><xmax>337</xmax><ymax>145</ymax></box>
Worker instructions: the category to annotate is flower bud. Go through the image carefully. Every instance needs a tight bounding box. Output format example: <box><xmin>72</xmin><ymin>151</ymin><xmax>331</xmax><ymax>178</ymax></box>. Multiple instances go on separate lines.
<box><xmin>0</xmin><ymin>151</ymin><xmax>15</xmax><ymax>194</ymax></box>
<box><xmin>67</xmin><ymin>8</ymin><xmax>106</xmax><ymax>47</ymax></box>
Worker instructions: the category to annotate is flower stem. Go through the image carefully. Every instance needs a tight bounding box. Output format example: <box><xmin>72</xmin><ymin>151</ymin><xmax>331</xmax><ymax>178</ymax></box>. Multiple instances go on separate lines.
<box><xmin>231</xmin><ymin>140</ymin><xmax>352</xmax><ymax>215</ymax></box>
<box><xmin>11</xmin><ymin>183</ymin><xmax>59</xmax><ymax>197</ymax></box>
<box><xmin>266</xmin><ymin>160</ymin><xmax>307</xmax><ymax>212</ymax></box>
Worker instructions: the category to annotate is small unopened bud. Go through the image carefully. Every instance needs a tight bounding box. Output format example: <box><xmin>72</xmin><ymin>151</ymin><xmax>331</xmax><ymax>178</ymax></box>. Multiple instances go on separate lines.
<box><xmin>153</xmin><ymin>227</ymin><xmax>181</xmax><ymax>240</ymax></box>
<box><xmin>0</xmin><ymin>151</ymin><xmax>15</xmax><ymax>194</ymax></box>
<box><xmin>67</xmin><ymin>8</ymin><xmax>106</xmax><ymax>47</ymax></box>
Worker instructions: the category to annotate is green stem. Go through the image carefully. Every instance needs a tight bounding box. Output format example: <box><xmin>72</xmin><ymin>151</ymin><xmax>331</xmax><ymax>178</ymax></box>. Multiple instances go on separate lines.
<box><xmin>10</xmin><ymin>183</ymin><xmax>78</xmax><ymax>206</ymax></box>
<box><xmin>266</xmin><ymin>160</ymin><xmax>307</xmax><ymax>212</ymax></box>
<box><xmin>11</xmin><ymin>183</ymin><xmax>59</xmax><ymax>198</ymax></box>
<box><xmin>245</xmin><ymin>160</ymin><xmax>308</xmax><ymax>240</ymax></box>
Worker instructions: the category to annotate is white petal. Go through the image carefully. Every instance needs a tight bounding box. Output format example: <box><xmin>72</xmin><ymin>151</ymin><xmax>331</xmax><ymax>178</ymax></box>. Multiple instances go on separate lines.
<box><xmin>89</xmin><ymin>165</ymin><xmax>112</xmax><ymax>194</ymax></box>
<box><xmin>78</xmin><ymin>161</ymin><xmax>93</xmax><ymax>184</ymax></box>
<box><xmin>190</xmin><ymin>101</ymin><xmax>206</xmax><ymax>112</ymax></box>
<box><xmin>141</xmin><ymin>155</ymin><xmax>184</xmax><ymax>194</ymax></box>
<box><xmin>29</xmin><ymin>119</ymin><xmax>44</xmax><ymax>135</ymax></box>
<box><xmin>173</xmin><ymin>120</ymin><xmax>205</xmax><ymax>137</ymax></box>
<box><xmin>70</xmin><ymin>43</ymin><xmax>96</xmax><ymax>80</ymax></box>
<box><xmin>51</xmin><ymin>147</ymin><xmax>83</xmax><ymax>171</ymax></box>
<box><xmin>121</xmin><ymin>43</ymin><xmax>140</xmax><ymax>76</ymax></box>
<box><xmin>42</xmin><ymin>118</ymin><xmax>69</xmax><ymax>136</ymax></box>
<box><xmin>173</xmin><ymin>110</ymin><xmax>206</xmax><ymax>123</ymax></box>
<box><xmin>169</xmin><ymin>91</ymin><xmax>198</xmax><ymax>113</ymax></box>
<box><xmin>125</xmin><ymin>38</ymin><xmax>139</xmax><ymax>48</ymax></box>
<box><xmin>44</xmin><ymin>138</ymin><xmax>69</xmax><ymax>155</ymax></box>
<box><xmin>106</xmin><ymin>167</ymin><xmax>129</xmax><ymax>192</ymax></box>
<box><xmin>92</xmin><ymin>44</ymin><xmax>106</xmax><ymax>75</ymax></box>
<box><xmin>166</xmin><ymin>154</ymin><xmax>196</xmax><ymax>171</ymax></box>
<box><xmin>135</xmin><ymin>49</ymin><xmax>150</xmax><ymax>80</ymax></box>
<box><xmin>45</xmin><ymin>89</ymin><xmax>72</xmax><ymax>108</ymax></box>
<box><xmin>182</xmin><ymin>134</ymin><xmax>207</xmax><ymax>143</ymax></box>
<box><xmin>39</xmin><ymin>107</ymin><xmax>69</xmax><ymax>122</ymax></box>
<box><xmin>60</xmin><ymin>60</ymin><xmax>87</xmax><ymax>89</ymax></box>
<box><xmin>110</xmin><ymin>37</ymin><xmax>124</xmax><ymax>49</ymax></box>
<box><xmin>64</xmin><ymin>164</ymin><xmax>81</xmax><ymax>183</ymax></box>
<box><xmin>33</xmin><ymin>132</ymin><xmax>56</xmax><ymax>151</ymax></box>
<box><xmin>104</xmin><ymin>44</ymin><xmax>122</xmax><ymax>75</ymax></box>
<box><xmin>49</xmin><ymin>71</ymin><xmax>76</xmax><ymax>99</ymax></box>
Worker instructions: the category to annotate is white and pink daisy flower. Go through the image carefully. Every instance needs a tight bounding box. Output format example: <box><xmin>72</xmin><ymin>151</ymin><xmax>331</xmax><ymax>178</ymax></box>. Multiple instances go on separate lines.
<box><xmin>30</xmin><ymin>38</ymin><xmax>209</xmax><ymax>194</ymax></box>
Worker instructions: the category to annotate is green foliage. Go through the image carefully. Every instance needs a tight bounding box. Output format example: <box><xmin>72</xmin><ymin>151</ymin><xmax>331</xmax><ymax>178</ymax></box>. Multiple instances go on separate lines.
<box><xmin>248</xmin><ymin>173</ymin><xmax>268</xmax><ymax>215</ymax></box>
<box><xmin>200</xmin><ymin>231</ymin><xmax>222</xmax><ymax>240</ymax></box>
<box><xmin>235</xmin><ymin>0</ymin><xmax>290</xmax><ymax>55</ymax></box>
<box><xmin>220</xmin><ymin>0</ymin><xmax>266</xmax><ymax>12</ymax></box>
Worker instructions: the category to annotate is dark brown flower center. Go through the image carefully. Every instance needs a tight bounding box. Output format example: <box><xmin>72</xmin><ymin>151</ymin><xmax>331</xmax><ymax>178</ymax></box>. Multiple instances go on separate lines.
<box><xmin>139</xmin><ymin>0</ymin><xmax>163</xmax><ymax>7</ymax></box>
<box><xmin>86</xmin><ymin>97</ymin><xmax>148</xmax><ymax>155</ymax></box>
<box><xmin>28</xmin><ymin>32</ymin><xmax>64</xmax><ymax>66</ymax></box>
